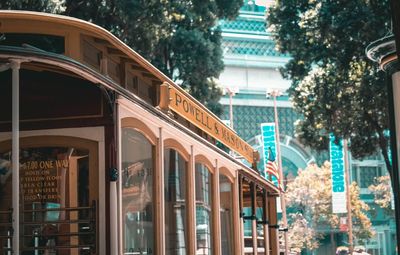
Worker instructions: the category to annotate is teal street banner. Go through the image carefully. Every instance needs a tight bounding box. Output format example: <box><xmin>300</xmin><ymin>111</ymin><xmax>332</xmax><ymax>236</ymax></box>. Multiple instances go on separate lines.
<box><xmin>261</xmin><ymin>123</ymin><xmax>280</xmax><ymax>188</ymax></box>
<box><xmin>329</xmin><ymin>134</ymin><xmax>347</xmax><ymax>213</ymax></box>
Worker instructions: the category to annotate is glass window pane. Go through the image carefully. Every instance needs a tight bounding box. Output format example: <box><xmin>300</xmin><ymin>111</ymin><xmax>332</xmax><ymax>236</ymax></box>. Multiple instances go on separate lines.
<box><xmin>195</xmin><ymin>163</ymin><xmax>213</xmax><ymax>255</ymax></box>
<box><xmin>242</xmin><ymin>178</ymin><xmax>254</xmax><ymax>255</ymax></box>
<box><xmin>256</xmin><ymin>187</ymin><xmax>265</xmax><ymax>253</ymax></box>
<box><xmin>122</xmin><ymin>128</ymin><xmax>154</xmax><ymax>254</ymax></box>
<box><xmin>0</xmin><ymin>146</ymin><xmax>95</xmax><ymax>254</ymax></box>
<box><xmin>220</xmin><ymin>175</ymin><xmax>233</xmax><ymax>255</ymax></box>
<box><xmin>164</xmin><ymin>149</ymin><xmax>187</xmax><ymax>254</ymax></box>
<box><xmin>359</xmin><ymin>166</ymin><xmax>380</xmax><ymax>188</ymax></box>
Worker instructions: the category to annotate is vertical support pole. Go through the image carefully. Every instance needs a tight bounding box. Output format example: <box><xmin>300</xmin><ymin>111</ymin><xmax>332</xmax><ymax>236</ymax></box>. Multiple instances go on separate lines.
<box><xmin>264</xmin><ymin>190</ymin><xmax>270</xmax><ymax>255</ymax></box>
<box><xmin>110</xmin><ymin>181</ymin><xmax>118</xmax><ymax>254</ymax></box>
<box><xmin>238</xmin><ymin>176</ymin><xmax>245</xmax><ymax>254</ymax></box>
<box><xmin>156</xmin><ymin>127</ymin><xmax>165</xmax><ymax>254</ymax></box>
<box><xmin>117</xmin><ymin>108</ymin><xmax>123</xmax><ymax>255</ymax></box>
<box><xmin>251</xmin><ymin>183</ymin><xmax>257</xmax><ymax>255</ymax></box>
<box><xmin>343</xmin><ymin>140</ymin><xmax>353</xmax><ymax>253</ymax></box>
<box><xmin>388</xmin><ymin>0</ymin><xmax>400</xmax><ymax>250</ymax></box>
<box><xmin>268</xmin><ymin>195</ymin><xmax>278</xmax><ymax>255</ymax></box>
<box><xmin>233</xmin><ymin>174</ymin><xmax>242</xmax><ymax>254</ymax></box>
<box><xmin>188</xmin><ymin>145</ymin><xmax>196</xmax><ymax>254</ymax></box>
<box><xmin>11</xmin><ymin>60</ymin><xmax>21</xmax><ymax>255</ymax></box>
<box><xmin>330</xmin><ymin>232</ymin><xmax>336</xmax><ymax>255</ymax></box>
<box><xmin>272</xmin><ymin>92</ymin><xmax>288</xmax><ymax>255</ymax></box>
<box><xmin>213</xmin><ymin>160</ymin><xmax>221</xmax><ymax>255</ymax></box>
<box><xmin>390</xmin><ymin>71</ymin><xmax>400</xmax><ymax>252</ymax></box>
<box><xmin>229</xmin><ymin>92</ymin><xmax>234</xmax><ymax>129</ymax></box>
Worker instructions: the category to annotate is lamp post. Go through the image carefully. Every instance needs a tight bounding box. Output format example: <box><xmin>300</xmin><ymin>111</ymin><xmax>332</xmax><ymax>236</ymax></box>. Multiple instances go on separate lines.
<box><xmin>343</xmin><ymin>140</ymin><xmax>354</xmax><ymax>254</ymax></box>
<box><xmin>366</xmin><ymin>34</ymin><xmax>400</xmax><ymax>253</ymax></box>
<box><xmin>267</xmin><ymin>88</ymin><xmax>289</xmax><ymax>255</ymax></box>
<box><xmin>223</xmin><ymin>87</ymin><xmax>239</xmax><ymax>129</ymax></box>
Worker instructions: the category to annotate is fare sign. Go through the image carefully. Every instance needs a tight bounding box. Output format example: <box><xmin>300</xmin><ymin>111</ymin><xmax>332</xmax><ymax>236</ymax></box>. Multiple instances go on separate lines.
<box><xmin>329</xmin><ymin>134</ymin><xmax>347</xmax><ymax>213</ymax></box>
<box><xmin>167</xmin><ymin>85</ymin><xmax>256</xmax><ymax>164</ymax></box>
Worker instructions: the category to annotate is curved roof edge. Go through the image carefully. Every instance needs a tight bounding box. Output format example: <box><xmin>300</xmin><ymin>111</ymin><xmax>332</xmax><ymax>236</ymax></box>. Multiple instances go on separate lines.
<box><xmin>0</xmin><ymin>10</ymin><xmax>229</xmax><ymax>134</ymax></box>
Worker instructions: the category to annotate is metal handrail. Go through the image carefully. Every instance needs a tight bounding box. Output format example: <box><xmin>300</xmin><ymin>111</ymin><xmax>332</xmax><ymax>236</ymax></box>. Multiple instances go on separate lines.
<box><xmin>22</xmin><ymin>245</ymin><xmax>95</xmax><ymax>250</ymax></box>
<box><xmin>22</xmin><ymin>206</ymin><xmax>93</xmax><ymax>213</ymax></box>
<box><xmin>0</xmin><ymin>200</ymin><xmax>98</xmax><ymax>254</ymax></box>
<box><xmin>22</xmin><ymin>219</ymin><xmax>95</xmax><ymax>225</ymax></box>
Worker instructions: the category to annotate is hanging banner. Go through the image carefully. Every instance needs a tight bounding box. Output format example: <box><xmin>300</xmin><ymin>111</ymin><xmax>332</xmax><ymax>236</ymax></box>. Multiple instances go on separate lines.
<box><xmin>261</xmin><ymin>123</ymin><xmax>280</xmax><ymax>187</ymax></box>
<box><xmin>329</xmin><ymin>134</ymin><xmax>347</xmax><ymax>213</ymax></box>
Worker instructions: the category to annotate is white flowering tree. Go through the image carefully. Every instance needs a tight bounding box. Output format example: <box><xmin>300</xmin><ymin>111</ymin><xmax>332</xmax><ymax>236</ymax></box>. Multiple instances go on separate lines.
<box><xmin>285</xmin><ymin>162</ymin><xmax>374</xmax><ymax>252</ymax></box>
<box><xmin>369</xmin><ymin>175</ymin><xmax>394</xmax><ymax>215</ymax></box>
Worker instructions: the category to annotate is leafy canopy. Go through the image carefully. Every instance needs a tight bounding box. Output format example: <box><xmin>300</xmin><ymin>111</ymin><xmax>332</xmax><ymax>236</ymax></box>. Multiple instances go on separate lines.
<box><xmin>285</xmin><ymin>162</ymin><xmax>373</xmax><ymax>251</ymax></box>
<box><xmin>0</xmin><ymin>0</ymin><xmax>243</xmax><ymax>114</ymax></box>
<box><xmin>267</xmin><ymin>0</ymin><xmax>392</xmax><ymax>170</ymax></box>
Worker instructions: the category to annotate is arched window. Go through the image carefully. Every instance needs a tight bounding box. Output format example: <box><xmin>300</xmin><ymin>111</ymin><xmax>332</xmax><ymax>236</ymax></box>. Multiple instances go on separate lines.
<box><xmin>122</xmin><ymin>128</ymin><xmax>154</xmax><ymax>254</ymax></box>
<box><xmin>219</xmin><ymin>174</ymin><xmax>233</xmax><ymax>255</ymax></box>
<box><xmin>164</xmin><ymin>148</ymin><xmax>187</xmax><ymax>254</ymax></box>
<box><xmin>195</xmin><ymin>163</ymin><xmax>213</xmax><ymax>255</ymax></box>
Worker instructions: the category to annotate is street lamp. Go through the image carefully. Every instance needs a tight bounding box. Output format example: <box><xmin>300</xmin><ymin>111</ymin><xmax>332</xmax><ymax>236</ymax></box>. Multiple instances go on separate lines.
<box><xmin>266</xmin><ymin>88</ymin><xmax>289</xmax><ymax>255</ymax></box>
<box><xmin>223</xmin><ymin>87</ymin><xmax>239</xmax><ymax>130</ymax></box>
<box><xmin>366</xmin><ymin>35</ymin><xmax>400</xmax><ymax>253</ymax></box>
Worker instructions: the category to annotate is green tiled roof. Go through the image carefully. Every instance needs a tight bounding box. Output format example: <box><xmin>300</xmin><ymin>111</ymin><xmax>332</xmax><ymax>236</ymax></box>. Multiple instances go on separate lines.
<box><xmin>219</xmin><ymin>19</ymin><xmax>267</xmax><ymax>34</ymax></box>
<box><xmin>222</xmin><ymin>38</ymin><xmax>288</xmax><ymax>57</ymax></box>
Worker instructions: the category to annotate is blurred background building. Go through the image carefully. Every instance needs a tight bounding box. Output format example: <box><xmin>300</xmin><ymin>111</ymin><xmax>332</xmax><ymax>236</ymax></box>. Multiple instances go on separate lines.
<box><xmin>217</xmin><ymin>1</ymin><xmax>396</xmax><ymax>254</ymax></box>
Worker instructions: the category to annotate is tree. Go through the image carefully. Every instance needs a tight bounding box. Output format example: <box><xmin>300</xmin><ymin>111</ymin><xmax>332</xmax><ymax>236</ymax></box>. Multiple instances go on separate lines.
<box><xmin>1</xmin><ymin>0</ymin><xmax>243</xmax><ymax>114</ymax></box>
<box><xmin>0</xmin><ymin>0</ymin><xmax>66</xmax><ymax>13</ymax></box>
<box><xmin>369</xmin><ymin>175</ymin><xmax>394</xmax><ymax>215</ymax></box>
<box><xmin>267</xmin><ymin>0</ymin><xmax>393</xmax><ymax>174</ymax></box>
<box><xmin>285</xmin><ymin>162</ymin><xmax>373</xmax><ymax>252</ymax></box>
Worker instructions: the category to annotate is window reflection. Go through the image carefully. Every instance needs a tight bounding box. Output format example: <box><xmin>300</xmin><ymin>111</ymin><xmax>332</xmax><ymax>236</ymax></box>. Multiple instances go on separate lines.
<box><xmin>0</xmin><ymin>146</ymin><xmax>93</xmax><ymax>254</ymax></box>
<box><xmin>195</xmin><ymin>163</ymin><xmax>213</xmax><ymax>255</ymax></box>
<box><xmin>164</xmin><ymin>149</ymin><xmax>187</xmax><ymax>255</ymax></box>
<box><xmin>220</xmin><ymin>174</ymin><xmax>233</xmax><ymax>255</ymax></box>
<box><xmin>122</xmin><ymin>128</ymin><xmax>154</xmax><ymax>254</ymax></box>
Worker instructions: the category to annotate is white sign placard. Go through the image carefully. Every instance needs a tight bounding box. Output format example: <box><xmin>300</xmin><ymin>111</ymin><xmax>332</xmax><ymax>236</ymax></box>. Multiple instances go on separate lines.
<box><xmin>330</xmin><ymin>134</ymin><xmax>347</xmax><ymax>213</ymax></box>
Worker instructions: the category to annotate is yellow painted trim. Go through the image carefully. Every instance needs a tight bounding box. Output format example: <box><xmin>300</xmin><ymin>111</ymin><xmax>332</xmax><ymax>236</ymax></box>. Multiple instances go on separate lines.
<box><xmin>0</xmin><ymin>10</ymin><xmax>168</xmax><ymax>83</ymax></box>
<box><xmin>164</xmin><ymin>138</ymin><xmax>190</xmax><ymax>162</ymax></box>
<box><xmin>121</xmin><ymin>117</ymin><xmax>157</xmax><ymax>145</ymax></box>
<box><xmin>219</xmin><ymin>167</ymin><xmax>235</xmax><ymax>183</ymax></box>
<box><xmin>168</xmin><ymin>85</ymin><xmax>256</xmax><ymax>164</ymax></box>
<box><xmin>194</xmin><ymin>154</ymin><xmax>215</xmax><ymax>174</ymax></box>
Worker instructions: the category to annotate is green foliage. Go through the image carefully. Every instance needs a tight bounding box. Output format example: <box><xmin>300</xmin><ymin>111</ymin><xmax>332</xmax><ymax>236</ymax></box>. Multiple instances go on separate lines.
<box><xmin>285</xmin><ymin>162</ymin><xmax>373</xmax><ymax>251</ymax></box>
<box><xmin>1</xmin><ymin>0</ymin><xmax>242</xmax><ymax>114</ymax></box>
<box><xmin>267</xmin><ymin>0</ymin><xmax>392</xmax><ymax>168</ymax></box>
<box><xmin>0</xmin><ymin>0</ymin><xmax>66</xmax><ymax>13</ymax></box>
